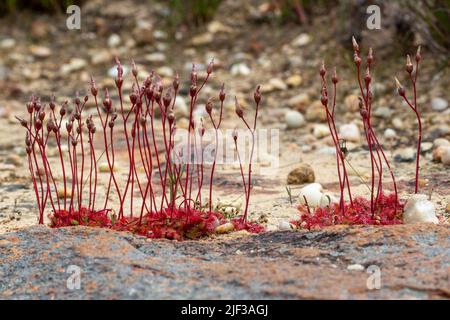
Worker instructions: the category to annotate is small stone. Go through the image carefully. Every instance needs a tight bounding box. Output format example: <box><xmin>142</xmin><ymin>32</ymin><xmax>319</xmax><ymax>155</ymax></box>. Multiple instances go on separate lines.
<box><xmin>431</xmin><ymin>97</ymin><xmax>448</xmax><ymax>111</ymax></box>
<box><xmin>230</xmin><ymin>63</ymin><xmax>251</xmax><ymax>76</ymax></box>
<box><xmin>108</xmin><ymin>33</ymin><xmax>121</xmax><ymax>47</ymax></box>
<box><xmin>285</xmin><ymin>110</ymin><xmax>305</xmax><ymax>129</ymax></box>
<box><xmin>263</xmin><ymin>78</ymin><xmax>287</xmax><ymax>92</ymax></box>
<box><xmin>133</xmin><ymin>21</ymin><xmax>154</xmax><ymax>45</ymax></box>
<box><xmin>394</xmin><ymin>148</ymin><xmax>416</xmax><ymax>163</ymax></box>
<box><xmin>344</xmin><ymin>94</ymin><xmax>360</xmax><ymax>112</ymax></box>
<box><xmin>57</xmin><ymin>189</ymin><xmax>72</xmax><ymax>199</ymax></box>
<box><xmin>278</xmin><ymin>220</ymin><xmax>293</xmax><ymax>231</ymax></box>
<box><xmin>91</xmin><ymin>50</ymin><xmax>112</xmax><ymax>65</ymax></box>
<box><xmin>441</xmin><ymin>147</ymin><xmax>450</xmax><ymax>165</ymax></box>
<box><xmin>6</xmin><ymin>154</ymin><xmax>22</xmax><ymax>166</ymax></box>
<box><xmin>432</xmin><ymin>146</ymin><xmax>449</xmax><ymax>162</ymax></box>
<box><xmin>99</xmin><ymin>162</ymin><xmax>114</xmax><ymax>173</ymax></box>
<box><xmin>392</xmin><ymin>117</ymin><xmax>404</xmax><ymax>130</ymax></box>
<box><xmin>403</xmin><ymin>194</ymin><xmax>438</xmax><ymax>224</ymax></box>
<box><xmin>305</xmin><ymin>102</ymin><xmax>326</xmax><ymax>122</ymax></box>
<box><xmin>285</xmin><ymin>74</ymin><xmax>303</xmax><ymax>88</ymax></box>
<box><xmin>153</xmin><ymin>30</ymin><xmax>167</xmax><ymax>40</ymax></box>
<box><xmin>258</xmin><ymin>152</ymin><xmax>277</xmax><ymax>167</ymax></box>
<box><xmin>384</xmin><ymin>128</ymin><xmax>397</xmax><ymax>139</ymax></box>
<box><xmin>191</xmin><ymin>32</ymin><xmax>213</xmax><ymax>46</ymax></box>
<box><xmin>207</xmin><ymin>21</ymin><xmax>233</xmax><ymax>34</ymax></box>
<box><xmin>292</xmin><ymin>33</ymin><xmax>311</xmax><ymax>47</ymax></box>
<box><xmin>420</xmin><ymin>142</ymin><xmax>433</xmax><ymax>153</ymax></box>
<box><xmin>445</xmin><ymin>203</ymin><xmax>450</xmax><ymax>214</ymax></box>
<box><xmin>287</xmin><ymin>93</ymin><xmax>310</xmax><ymax>108</ymax></box>
<box><xmin>373</xmin><ymin>106</ymin><xmax>394</xmax><ymax>119</ymax></box>
<box><xmin>215</xmin><ymin>222</ymin><xmax>235</xmax><ymax>234</ymax></box>
<box><xmin>339</xmin><ymin>123</ymin><xmax>360</xmax><ymax>143</ymax></box>
<box><xmin>31</xmin><ymin>20</ymin><xmax>49</xmax><ymax>38</ymax></box>
<box><xmin>30</xmin><ymin>45</ymin><xmax>51</xmax><ymax>58</ymax></box>
<box><xmin>60</xmin><ymin>58</ymin><xmax>87</xmax><ymax>75</ymax></box>
<box><xmin>313</xmin><ymin>124</ymin><xmax>330</xmax><ymax>138</ymax></box>
<box><xmin>347</xmin><ymin>264</ymin><xmax>365</xmax><ymax>271</ymax></box>
<box><xmin>0</xmin><ymin>38</ymin><xmax>16</xmax><ymax>49</ymax></box>
<box><xmin>298</xmin><ymin>183</ymin><xmax>323</xmax><ymax>207</ymax></box>
<box><xmin>174</xmin><ymin>97</ymin><xmax>188</xmax><ymax>118</ymax></box>
<box><xmin>145</xmin><ymin>52</ymin><xmax>166</xmax><ymax>63</ymax></box>
<box><xmin>433</xmin><ymin>138</ymin><xmax>450</xmax><ymax>148</ymax></box>
<box><xmin>156</xmin><ymin>66</ymin><xmax>174</xmax><ymax>77</ymax></box>
<box><xmin>287</xmin><ymin>163</ymin><xmax>315</xmax><ymax>185</ymax></box>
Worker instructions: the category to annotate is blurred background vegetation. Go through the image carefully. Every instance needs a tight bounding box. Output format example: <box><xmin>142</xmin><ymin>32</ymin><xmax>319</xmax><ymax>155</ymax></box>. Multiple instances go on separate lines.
<box><xmin>0</xmin><ymin>0</ymin><xmax>448</xmax><ymax>53</ymax></box>
<box><xmin>0</xmin><ymin>0</ymin><xmax>84</xmax><ymax>14</ymax></box>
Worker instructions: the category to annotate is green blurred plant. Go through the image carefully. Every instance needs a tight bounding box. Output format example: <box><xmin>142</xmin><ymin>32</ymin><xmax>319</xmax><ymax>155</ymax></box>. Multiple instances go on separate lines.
<box><xmin>403</xmin><ymin>0</ymin><xmax>450</xmax><ymax>53</ymax></box>
<box><xmin>0</xmin><ymin>0</ymin><xmax>83</xmax><ymax>14</ymax></box>
<box><xmin>167</xmin><ymin>0</ymin><xmax>222</xmax><ymax>27</ymax></box>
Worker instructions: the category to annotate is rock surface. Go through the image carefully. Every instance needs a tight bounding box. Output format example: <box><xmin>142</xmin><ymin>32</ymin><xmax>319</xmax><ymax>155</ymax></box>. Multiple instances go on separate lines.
<box><xmin>0</xmin><ymin>225</ymin><xmax>449</xmax><ymax>299</ymax></box>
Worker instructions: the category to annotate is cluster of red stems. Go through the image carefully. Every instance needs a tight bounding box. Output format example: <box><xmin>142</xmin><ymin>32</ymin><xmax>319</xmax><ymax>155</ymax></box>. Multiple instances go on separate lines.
<box><xmin>296</xmin><ymin>38</ymin><xmax>423</xmax><ymax>229</ymax></box>
<box><xmin>17</xmin><ymin>58</ymin><xmax>264</xmax><ymax>240</ymax></box>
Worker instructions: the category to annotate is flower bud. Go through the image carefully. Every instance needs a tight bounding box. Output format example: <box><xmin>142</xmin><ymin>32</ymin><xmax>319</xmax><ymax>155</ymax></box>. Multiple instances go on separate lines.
<box><xmin>27</xmin><ymin>102</ymin><xmax>33</xmax><ymax>114</ymax></box>
<box><xmin>331</xmin><ymin>67</ymin><xmax>338</xmax><ymax>84</ymax></box>
<box><xmin>108</xmin><ymin>120</ymin><xmax>115</xmax><ymax>128</ymax></box>
<box><xmin>60</xmin><ymin>104</ymin><xmax>67</xmax><ymax>117</ymax></box>
<box><xmin>406</xmin><ymin>54</ymin><xmax>413</xmax><ymax>74</ymax></box>
<box><xmin>71</xmin><ymin>139</ymin><xmax>78</xmax><ymax>147</ymax></box>
<box><xmin>35</xmin><ymin>119</ymin><xmax>42</xmax><ymax>131</ymax></box>
<box><xmin>173</xmin><ymin>74</ymin><xmax>179</xmax><ymax>91</ymax></box>
<box><xmin>132</xmin><ymin>59</ymin><xmax>138</xmax><ymax>77</ymax></box>
<box><xmin>163</xmin><ymin>90</ymin><xmax>172</xmax><ymax>108</ymax></box>
<box><xmin>49</xmin><ymin>96</ymin><xmax>56</xmax><ymax>111</ymax></box>
<box><xmin>254</xmin><ymin>85</ymin><xmax>261</xmax><ymax>104</ymax></box>
<box><xmin>38</xmin><ymin>111</ymin><xmax>45</xmax><ymax>121</ymax></box>
<box><xmin>167</xmin><ymin>111</ymin><xmax>175</xmax><ymax>125</ymax></box>
<box><xmin>352</xmin><ymin>36</ymin><xmax>359</xmax><ymax>52</ymax></box>
<box><xmin>319</xmin><ymin>61</ymin><xmax>326</xmax><ymax>77</ymax></box>
<box><xmin>415</xmin><ymin>46</ymin><xmax>421</xmax><ymax>62</ymax></box>
<box><xmin>205</xmin><ymin>98</ymin><xmax>213</xmax><ymax>114</ymax></box>
<box><xmin>232</xmin><ymin>129</ymin><xmax>238</xmax><ymax>142</ymax></box>
<box><xmin>66</xmin><ymin>121</ymin><xmax>73</xmax><ymax>132</ymax></box>
<box><xmin>130</xmin><ymin>92</ymin><xmax>138</xmax><ymax>105</ymax></box>
<box><xmin>234</xmin><ymin>97</ymin><xmax>244</xmax><ymax>118</ymax></box>
<box><xmin>219</xmin><ymin>83</ymin><xmax>225</xmax><ymax>101</ymax></box>
<box><xmin>207</xmin><ymin>59</ymin><xmax>214</xmax><ymax>74</ymax></box>
<box><xmin>395</xmin><ymin>77</ymin><xmax>405</xmax><ymax>96</ymax></box>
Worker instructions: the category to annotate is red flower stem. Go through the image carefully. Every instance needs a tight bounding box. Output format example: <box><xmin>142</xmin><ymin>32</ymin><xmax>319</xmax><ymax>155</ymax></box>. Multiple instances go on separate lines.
<box><xmin>68</xmin><ymin>134</ymin><xmax>75</xmax><ymax>212</ymax></box>
<box><xmin>55</xmin><ymin>126</ymin><xmax>67</xmax><ymax>210</ymax></box>
<box><xmin>36</xmin><ymin>128</ymin><xmax>57</xmax><ymax>214</ymax></box>
<box><xmin>149</xmin><ymin>101</ymin><xmax>168</xmax><ymax>207</ymax></box>
<box><xmin>411</xmin><ymin>61</ymin><xmax>421</xmax><ymax>193</ymax></box>
<box><xmin>117</xmin><ymin>87</ymin><xmax>134</xmax><ymax>218</ymax></box>
<box><xmin>107</xmin><ymin>124</ymin><xmax>123</xmax><ymax>212</ymax></box>
<box><xmin>90</xmin><ymin>131</ymin><xmax>98</xmax><ymax>212</ymax></box>
<box><xmin>356</xmin><ymin>65</ymin><xmax>376</xmax><ymax>214</ymax></box>
<box><xmin>27</xmin><ymin>153</ymin><xmax>42</xmax><ymax>221</ymax></box>
<box><xmin>207</xmin><ymin>98</ymin><xmax>224</xmax><ymax>212</ymax></box>
<box><xmin>234</xmin><ymin>140</ymin><xmax>248</xmax><ymax>198</ymax></box>
<box><xmin>368</xmin><ymin>126</ymin><xmax>398</xmax><ymax>213</ymax></box>
<box><xmin>52</xmin><ymin>108</ymin><xmax>67</xmax><ymax>210</ymax></box>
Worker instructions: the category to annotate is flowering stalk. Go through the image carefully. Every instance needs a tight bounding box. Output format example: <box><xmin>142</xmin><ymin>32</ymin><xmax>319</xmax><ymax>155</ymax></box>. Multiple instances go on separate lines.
<box><xmin>395</xmin><ymin>46</ymin><xmax>422</xmax><ymax>194</ymax></box>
